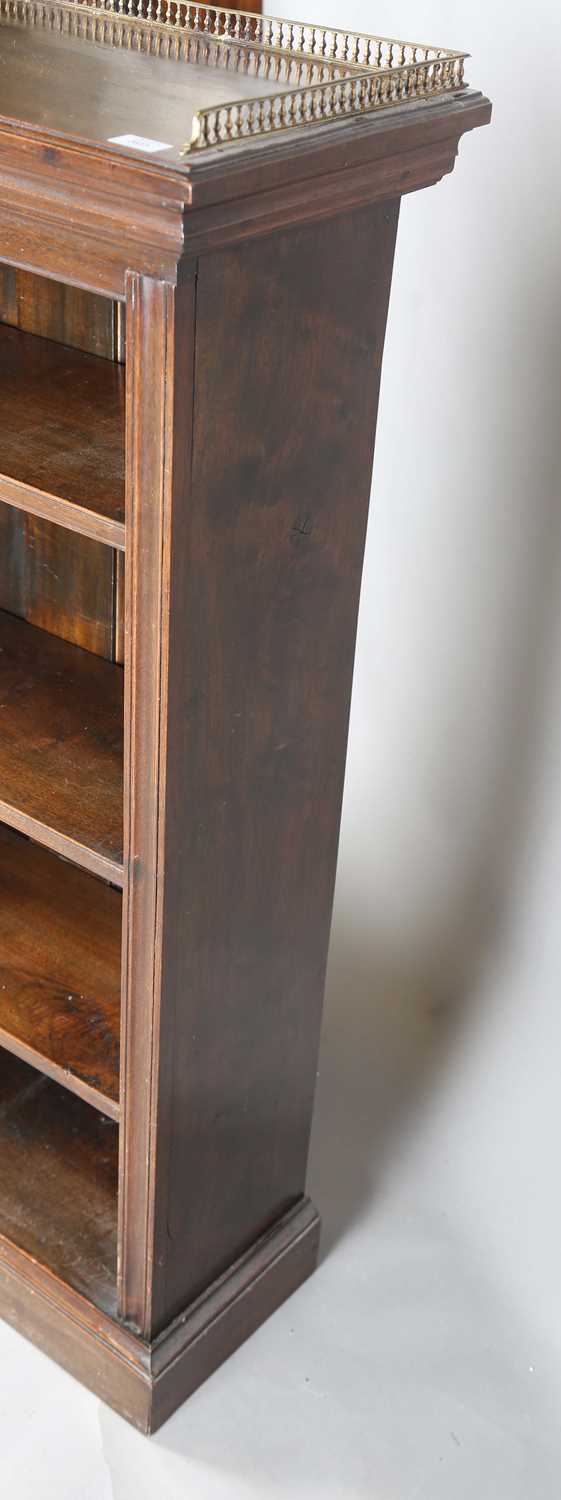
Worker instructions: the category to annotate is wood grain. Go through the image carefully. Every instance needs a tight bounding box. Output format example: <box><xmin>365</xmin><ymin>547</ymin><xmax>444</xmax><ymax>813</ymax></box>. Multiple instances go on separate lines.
<box><xmin>0</xmin><ymin>270</ymin><xmax>124</xmax><ymax>665</ymax></box>
<box><xmin>0</xmin><ymin>826</ymin><xmax>121</xmax><ymax>1115</ymax></box>
<box><xmin>118</xmin><ymin>270</ymin><xmax>196</xmax><ymax>1331</ymax></box>
<box><xmin>0</xmin><ymin>95</ymin><xmax>491</xmax><ymax>299</ymax></box>
<box><xmin>124</xmin><ymin>204</ymin><xmax>400</xmax><ymax>1337</ymax></box>
<box><xmin>0</xmin><ymin>1050</ymin><xmax>118</xmax><ymax>1315</ymax></box>
<box><xmin>0</xmin><ymin>323</ymin><xmax>125</xmax><ymax>546</ymax></box>
<box><xmin>0</xmin><ymin>1197</ymin><xmax>318</xmax><ymax>1434</ymax></box>
<box><xmin>114</xmin><ymin>549</ymin><xmax>125</xmax><ymax>666</ymax></box>
<box><xmin>0</xmin><ymin>21</ymin><xmax>292</xmax><ymax>164</ymax></box>
<box><xmin>0</xmin><ymin>266</ymin><xmax>116</xmax><ymax>357</ymax></box>
<box><xmin>0</xmin><ymin>508</ymin><xmax>117</xmax><ymax>657</ymax></box>
<box><xmin>0</xmin><ymin>607</ymin><xmax>124</xmax><ymax>882</ymax></box>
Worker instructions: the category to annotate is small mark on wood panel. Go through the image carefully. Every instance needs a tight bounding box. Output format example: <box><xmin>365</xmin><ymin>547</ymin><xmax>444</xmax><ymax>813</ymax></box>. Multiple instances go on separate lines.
<box><xmin>291</xmin><ymin>514</ymin><xmax>313</xmax><ymax>539</ymax></box>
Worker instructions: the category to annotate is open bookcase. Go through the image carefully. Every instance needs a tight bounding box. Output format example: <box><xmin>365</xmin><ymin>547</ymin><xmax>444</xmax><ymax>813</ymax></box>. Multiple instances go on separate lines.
<box><xmin>0</xmin><ymin>0</ymin><xmax>490</xmax><ymax>1436</ymax></box>
<box><xmin>0</xmin><ymin>271</ymin><xmax>124</xmax><ymax>1309</ymax></box>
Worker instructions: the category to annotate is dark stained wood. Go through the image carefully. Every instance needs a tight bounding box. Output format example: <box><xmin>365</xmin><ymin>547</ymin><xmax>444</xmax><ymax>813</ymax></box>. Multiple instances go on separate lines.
<box><xmin>0</xmin><ymin>269</ymin><xmax>124</xmax><ymax>663</ymax></box>
<box><xmin>0</xmin><ymin>607</ymin><xmax>124</xmax><ymax>882</ymax></box>
<box><xmin>0</xmin><ymin>94</ymin><xmax>491</xmax><ymax>299</ymax></box>
<box><xmin>0</xmin><ymin>1050</ymin><xmax>118</xmax><ymax>1315</ymax></box>
<box><xmin>118</xmin><ymin>270</ymin><xmax>195</xmax><ymax>1330</ymax></box>
<box><xmin>149</xmin><ymin>1198</ymin><xmax>319</xmax><ymax>1433</ymax></box>
<box><xmin>129</xmin><ymin>204</ymin><xmax>399</xmax><ymax>1335</ymax></box>
<box><xmin>114</xmin><ymin>300</ymin><xmax>126</xmax><ymax>365</ymax></box>
<box><xmin>0</xmin><ymin>12</ymin><xmax>490</xmax><ymax>1428</ymax></box>
<box><xmin>0</xmin><ymin>323</ymin><xmax>125</xmax><ymax>547</ymax></box>
<box><xmin>0</xmin><ymin>22</ymin><xmax>291</xmax><ymax>164</ymax></box>
<box><xmin>0</xmin><ymin>826</ymin><xmax>121</xmax><ymax>1116</ymax></box>
<box><xmin>0</xmin><ymin>263</ymin><xmax>16</xmax><ymax>322</ymax></box>
<box><xmin>0</xmin><ymin>508</ymin><xmax>117</xmax><ymax>658</ymax></box>
<box><xmin>0</xmin><ymin>1195</ymin><xmax>317</xmax><ymax>1434</ymax></box>
<box><xmin>0</xmin><ymin>472</ymin><xmax>125</xmax><ymax>552</ymax></box>
<box><xmin>114</xmin><ymin>549</ymin><xmax>125</xmax><ymax>666</ymax></box>
<box><xmin>0</xmin><ymin>266</ymin><xmax>116</xmax><ymax>357</ymax></box>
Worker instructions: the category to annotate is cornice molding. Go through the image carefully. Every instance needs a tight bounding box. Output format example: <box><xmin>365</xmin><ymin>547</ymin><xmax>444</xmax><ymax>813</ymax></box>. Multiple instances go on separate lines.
<box><xmin>0</xmin><ymin>92</ymin><xmax>490</xmax><ymax>292</ymax></box>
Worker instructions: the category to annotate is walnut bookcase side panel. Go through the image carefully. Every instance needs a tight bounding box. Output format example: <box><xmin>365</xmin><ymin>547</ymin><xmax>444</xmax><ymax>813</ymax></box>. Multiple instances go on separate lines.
<box><xmin>118</xmin><ymin>205</ymin><xmax>399</xmax><ymax>1339</ymax></box>
<box><xmin>153</xmin><ymin>203</ymin><xmax>400</xmax><ymax>1331</ymax></box>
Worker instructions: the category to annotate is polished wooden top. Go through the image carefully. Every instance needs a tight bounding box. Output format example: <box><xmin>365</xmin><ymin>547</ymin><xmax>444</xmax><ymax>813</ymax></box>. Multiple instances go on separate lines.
<box><xmin>0</xmin><ymin>2</ymin><xmax>476</xmax><ymax>169</ymax></box>
<box><xmin>0</xmin><ymin>21</ymin><xmax>287</xmax><ymax>166</ymax></box>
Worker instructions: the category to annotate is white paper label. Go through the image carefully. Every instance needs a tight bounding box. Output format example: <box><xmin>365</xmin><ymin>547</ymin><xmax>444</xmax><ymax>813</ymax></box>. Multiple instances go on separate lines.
<box><xmin>108</xmin><ymin>133</ymin><xmax>172</xmax><ymax>153</ymax></box>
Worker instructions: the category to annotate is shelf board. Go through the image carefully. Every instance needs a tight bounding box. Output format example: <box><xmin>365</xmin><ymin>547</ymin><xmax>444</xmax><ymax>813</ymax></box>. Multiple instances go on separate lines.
<box><xmin>0</xmin><ymin>323</ymin><xmax>125</xmax><ymax>549</ymax></box>
<box><xmin>0</xmin><ymin>1050</ymin><xmax>117</xmax><ymax>1316</ymax></box>
<box><xmin>0</xmin><ymin>827</ymin><xmax>121</xmax><ymax>1118</ymax></box>
<box><xmin>0</xmin><ymin>608</ymin><xmax>124</xmax><ymax>884</ymax></box>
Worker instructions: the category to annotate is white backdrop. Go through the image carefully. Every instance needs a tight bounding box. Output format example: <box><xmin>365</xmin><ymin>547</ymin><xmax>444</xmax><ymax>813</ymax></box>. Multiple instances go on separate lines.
<box><xmin>311</xmin><ymin>0</ymin><xmax>561</xmax><ymax>1343</ymax></box>
<box><xmin>305</xmin><ymin>0</ymin><xmax>561</xmax><ymax>1469</ymax></box>
<box><xmin>4</xmin><ymin>6</ymin><xmax>561</xmax><ymax>1497</ymax></box>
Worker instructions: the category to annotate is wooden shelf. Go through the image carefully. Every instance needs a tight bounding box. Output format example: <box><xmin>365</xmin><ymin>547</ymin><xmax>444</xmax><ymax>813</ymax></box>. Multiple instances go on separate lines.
<box><xmin>0</xmin><ymin>323</ymin><xmax>125</xmax><ymax>549</ymax></box>
<box><xmin>0</xmin><ymin>608</ymin><xmax>124</xmax><ymax>884</ymax></box>
<box><xmin>0</xmin><ymin>827</ymin><xmax>121</xmax><ymax>1118</ymax></box>
<box><xmin>0</xmin><ymin>1050</ymin><xmax>118</xmax><ymax>1316</ymax></box>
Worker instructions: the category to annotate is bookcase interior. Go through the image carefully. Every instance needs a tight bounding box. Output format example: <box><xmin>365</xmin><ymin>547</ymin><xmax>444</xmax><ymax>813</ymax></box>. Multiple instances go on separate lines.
<box><xmin>0</xmin><ymin>266</ymin><xmax>125</xmax><ymax>1316</ymax></box>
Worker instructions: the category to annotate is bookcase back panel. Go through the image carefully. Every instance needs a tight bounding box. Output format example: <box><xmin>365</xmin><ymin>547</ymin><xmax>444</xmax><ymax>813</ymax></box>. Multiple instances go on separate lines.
<box><xmin>0</xmin><ymin>509</ymin><xmax>119</xmax><ymax>658</ymax></box>
<box><xmin>0</xmin><ymin>267</ymin><xmax>118</xmax><ymax>358</ymax></box>
<box><xmin>0</xmin><ymin>267</ymin><xmax>124</xmax><ymax>662</ymax></box>
<box><xmin>0</xmin><ymin>1049</ymin><xmax>118</xmax><ymax>1316</ymax></box>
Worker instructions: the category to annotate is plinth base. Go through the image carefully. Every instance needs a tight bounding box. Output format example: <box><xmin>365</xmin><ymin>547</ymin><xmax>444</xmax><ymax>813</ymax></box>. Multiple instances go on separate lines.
<box><xmin>0</xmin><ymin>1198</ymin><xmax>320</xmax><ymax>1433</ymax></box>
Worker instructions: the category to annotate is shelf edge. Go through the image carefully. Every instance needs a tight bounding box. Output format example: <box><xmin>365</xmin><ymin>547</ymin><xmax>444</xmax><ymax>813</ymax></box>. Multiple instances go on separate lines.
<box><xmin>0</xmin><ymin>1026</ymin><xmax>120</xmax><ymax>1120</ymax></box>
<box><xmin>0</xmin><ymin>801</ymin><xmax>124</xmax><ymax>887</ymax></box>
<box><xmin>0</xmin><ymin>472</ymin><xmax>125</xmax><ymax>551</ymax></box>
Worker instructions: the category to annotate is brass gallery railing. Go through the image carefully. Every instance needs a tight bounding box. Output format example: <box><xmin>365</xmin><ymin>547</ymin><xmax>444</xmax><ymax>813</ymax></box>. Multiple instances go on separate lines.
<box><xmin>0</xmin><ymin>0</ymin><xmax>469</xmax><ymax>152</ymax></box>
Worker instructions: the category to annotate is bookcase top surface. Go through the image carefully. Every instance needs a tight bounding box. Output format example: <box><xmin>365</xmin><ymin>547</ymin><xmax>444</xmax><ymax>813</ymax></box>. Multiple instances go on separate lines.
<box><xmin>0</xmin><ymin>1</ymin><xmax>469</xmax><ymax>168</ymax></box>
